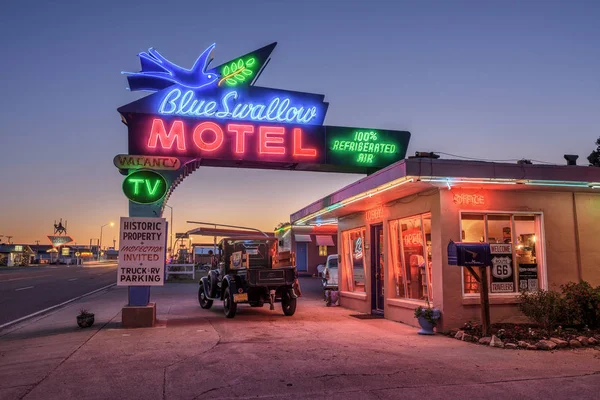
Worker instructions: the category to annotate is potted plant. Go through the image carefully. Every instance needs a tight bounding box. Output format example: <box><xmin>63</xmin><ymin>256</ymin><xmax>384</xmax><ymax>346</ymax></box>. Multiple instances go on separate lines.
<box><xmin>77</xmin><ymin>309</ymin><xmax>95</xmax><ymax>328</ymax></box>
<box><xmin>414</xmin><ymin>302</ymin><xmax>441</xmax><ymax>335</ymax></box>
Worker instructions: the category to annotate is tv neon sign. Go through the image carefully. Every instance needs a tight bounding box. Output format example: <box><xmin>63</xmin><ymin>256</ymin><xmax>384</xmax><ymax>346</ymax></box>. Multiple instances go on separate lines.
<box><xmin>122</xmin><ymin>170</ymin><xmax>168</xmax><ymax>204</ymax></box>
<box><xmin>158</xmin><ymin>89</ymin><xmax>318</xmax><ymax>125</ymax></box>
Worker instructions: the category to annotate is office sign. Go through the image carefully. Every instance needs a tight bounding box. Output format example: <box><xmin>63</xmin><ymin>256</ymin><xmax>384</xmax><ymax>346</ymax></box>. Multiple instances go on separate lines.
<box><xmin>118</xmin><ymin>217</ymin><xmax>167</xmax><ymax>286</ymax></box>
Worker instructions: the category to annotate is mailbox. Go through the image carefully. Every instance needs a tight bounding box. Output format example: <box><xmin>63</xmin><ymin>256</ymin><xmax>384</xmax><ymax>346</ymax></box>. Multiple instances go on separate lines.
<box><xmin>447</xmin><ymin>241</ymin><xmax>491</xmax><ymax>267</ymax></box>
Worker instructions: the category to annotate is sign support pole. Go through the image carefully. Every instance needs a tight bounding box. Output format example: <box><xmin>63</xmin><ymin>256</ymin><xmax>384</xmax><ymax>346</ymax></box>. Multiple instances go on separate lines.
<box><xmin>479</xmin><ymin>266</ymin><xmax>491</xmax><ymax>337</ymax></box>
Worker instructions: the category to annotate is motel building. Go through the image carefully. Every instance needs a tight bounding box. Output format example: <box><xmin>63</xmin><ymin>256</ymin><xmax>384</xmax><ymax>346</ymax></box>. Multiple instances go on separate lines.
<box><xmin>290</xmin><ymin>156</ymin><xmax>600</xmax><ymax>331</ymax></box>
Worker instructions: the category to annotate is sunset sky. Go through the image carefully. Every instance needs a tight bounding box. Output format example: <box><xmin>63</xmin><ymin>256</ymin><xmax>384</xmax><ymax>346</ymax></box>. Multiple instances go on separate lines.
<box><xmin>1</xmin><ymin>0</ymin><xmax>598</xmax><ymax>247</ymax></box>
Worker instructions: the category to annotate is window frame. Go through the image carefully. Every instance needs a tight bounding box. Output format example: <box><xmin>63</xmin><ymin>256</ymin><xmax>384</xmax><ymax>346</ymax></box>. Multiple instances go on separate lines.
<box><xmin>340</xmin><ymin>227</ymin><xmax>367</xmax><ymax>293</ymax></box>
<box><xmin>319</xmin><ymin>245</ymin><xmax>328</xmax><ymax>257</ymax></box>
<box><xmin>459</xmin><ymin>210</ymin><xmax>547</xmax><ymax>297</ymax></box>
<box><xmin>391</xmin><ymin>212</ymin><xmax>433</xmax><ymax>303</ymax></box>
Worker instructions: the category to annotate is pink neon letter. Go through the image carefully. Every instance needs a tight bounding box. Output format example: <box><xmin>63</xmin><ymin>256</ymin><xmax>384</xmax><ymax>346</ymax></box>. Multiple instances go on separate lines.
<box><xmin>193</xmin><ymin>122</ymin><xmax>224</xmax><ymax>152</ymax></box>
<box><xmin>227</xmin><ymin>124</ymin><xmax>254</xmax><ymax>154</ymax></box>
<box><xmin>259</xmin><ymin>126</ymin><xmax>285</xmax><ymax>155</ymax></box>
<box><xmin>148</xmin><ymin>119</ymin><xmax>186</xmax><ymax>150</ymax></box>
<box><xmin>293</xmin><ymin>128</ymin><xmax>317</xmax><ymax>157</ymax></box>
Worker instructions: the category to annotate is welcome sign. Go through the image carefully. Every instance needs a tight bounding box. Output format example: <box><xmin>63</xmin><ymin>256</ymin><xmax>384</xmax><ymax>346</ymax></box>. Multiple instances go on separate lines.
<box><xmin>118</xmin><ymin>42</ymin><xmax>410</xmax><ymax>175</ymax></box>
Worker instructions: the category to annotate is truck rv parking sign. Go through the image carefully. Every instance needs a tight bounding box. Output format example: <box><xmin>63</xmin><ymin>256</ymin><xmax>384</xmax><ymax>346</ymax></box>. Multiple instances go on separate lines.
<box><xmin>118</xmin><ymin>217</ymin><xmax>167</xmax><ymax>286</ymax></box>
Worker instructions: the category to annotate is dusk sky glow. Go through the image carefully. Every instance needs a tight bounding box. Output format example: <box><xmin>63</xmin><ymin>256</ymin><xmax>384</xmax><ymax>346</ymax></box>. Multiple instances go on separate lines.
<box><xmin>1</xmin><ymin>0</ymin><xmax>598</xmax><ymax>246</ymax></box>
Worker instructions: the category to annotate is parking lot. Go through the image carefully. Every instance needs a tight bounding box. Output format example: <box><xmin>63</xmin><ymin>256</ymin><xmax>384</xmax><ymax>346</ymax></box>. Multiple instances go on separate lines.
<box><xmin>1</xmin><ymin>277</ymin><xmax>599</xmax><ymax>399</ymax></box>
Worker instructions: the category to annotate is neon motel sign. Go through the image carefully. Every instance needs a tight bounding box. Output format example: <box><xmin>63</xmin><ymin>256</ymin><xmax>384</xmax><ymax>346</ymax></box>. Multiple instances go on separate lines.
<box><xmin>117</xmin><ymin>41</ymin><xmax>412</xmax><ymax>191</ymax></box>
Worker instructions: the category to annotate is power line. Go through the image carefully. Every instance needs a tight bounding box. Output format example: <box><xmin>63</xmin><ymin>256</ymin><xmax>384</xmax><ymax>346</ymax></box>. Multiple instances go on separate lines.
<box><xmin>432</xmin><ymin>152</ymin><xmax>556</xmax><ymax>165</ymax></box>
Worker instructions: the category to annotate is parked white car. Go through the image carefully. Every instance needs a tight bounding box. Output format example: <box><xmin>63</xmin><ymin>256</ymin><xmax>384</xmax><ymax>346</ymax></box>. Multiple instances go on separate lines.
<box><xmin>322</xmin><ymin>254</ymin><xmax>338</xmax><ymax>289</ymax></box>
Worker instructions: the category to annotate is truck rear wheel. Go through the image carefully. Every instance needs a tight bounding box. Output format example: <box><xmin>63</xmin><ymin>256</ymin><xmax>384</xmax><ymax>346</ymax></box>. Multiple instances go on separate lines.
<box><xmin>281</xmin><ymin>291</ymin><xmax>297</xmax><ymax>316</ymax></box>
<box><xmin>198</xmin><ymin>285</ymin><xmax>213</xmax><ymax>309</ymax></box>
<box><xmin>223</xmin><ymin>287</ymin><xmax>237</xmax><ymax>318</ymax></box>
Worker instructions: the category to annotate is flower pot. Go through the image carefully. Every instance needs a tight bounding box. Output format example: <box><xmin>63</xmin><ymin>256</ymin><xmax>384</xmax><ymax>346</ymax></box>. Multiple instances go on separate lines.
<box><xmin>77</xmin><ymin>314</ymin><xmax>95</xmax><ymax>328</ymax></box>
<box><xmin>415</xmin><ymin>308</ymin><xmax>440</xmax><ymax>335</ymax></box>
<box><xmin>417</xmin><ymin>315</ymin><xmax>436</xmax><ymax>335</ymax></box>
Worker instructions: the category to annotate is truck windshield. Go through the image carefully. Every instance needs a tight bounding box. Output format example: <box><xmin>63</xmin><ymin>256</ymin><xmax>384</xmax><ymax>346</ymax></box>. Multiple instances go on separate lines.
<box><xmin>328</xmin><ymin>258</ymin><xmax>338</xmax><ymax>268</ymax></box>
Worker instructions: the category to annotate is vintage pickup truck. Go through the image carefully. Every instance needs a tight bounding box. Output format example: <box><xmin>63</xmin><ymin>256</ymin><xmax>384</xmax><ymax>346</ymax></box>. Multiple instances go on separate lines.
<box><xmin>198</xmin><ymin>236</ymin><xmax>301</xmax><ymax>318</ymax></box>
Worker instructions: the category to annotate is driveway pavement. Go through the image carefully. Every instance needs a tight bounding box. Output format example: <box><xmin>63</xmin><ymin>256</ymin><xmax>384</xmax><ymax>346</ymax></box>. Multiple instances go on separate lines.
<box><xmin>0</xmin><ymin>278</ymin><xmax>599</xmax><ymax>399</ymax></box>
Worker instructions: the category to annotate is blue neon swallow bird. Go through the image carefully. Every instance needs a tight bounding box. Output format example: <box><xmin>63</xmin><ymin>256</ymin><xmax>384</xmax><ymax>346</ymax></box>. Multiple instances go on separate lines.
<box><xmin>124</xmin><ymin>44</ymin><xmax>219</xmax><ymax>92</ymax></box>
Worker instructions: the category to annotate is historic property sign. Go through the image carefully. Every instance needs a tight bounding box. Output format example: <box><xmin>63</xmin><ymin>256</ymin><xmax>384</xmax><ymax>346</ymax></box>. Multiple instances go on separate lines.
<box><xmin>117</xmin><ymin>217</ymin><xmax>167</xmax><ymax>286</ymax></box>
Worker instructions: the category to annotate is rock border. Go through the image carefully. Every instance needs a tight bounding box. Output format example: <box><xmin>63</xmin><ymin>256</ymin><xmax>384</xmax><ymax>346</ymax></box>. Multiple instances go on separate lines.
<box><xmin>450</xmin><ymin>331</ymin><xmax>600</xmax><ymax>351</ymax></box>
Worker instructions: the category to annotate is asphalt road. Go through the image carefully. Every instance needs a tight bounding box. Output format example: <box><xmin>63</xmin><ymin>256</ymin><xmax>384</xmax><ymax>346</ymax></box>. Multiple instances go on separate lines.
<box><xmin>0</xmin><ymin>263</ymin><xmax>117</xmax><ymax>325</ymax></box>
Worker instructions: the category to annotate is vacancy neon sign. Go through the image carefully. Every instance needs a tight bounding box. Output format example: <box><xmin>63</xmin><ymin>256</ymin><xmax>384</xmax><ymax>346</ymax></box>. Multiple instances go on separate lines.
<box><xmin>142</xmin><ymin>118</ymin><xmax>320</xmax><ymax>161</ymax></box>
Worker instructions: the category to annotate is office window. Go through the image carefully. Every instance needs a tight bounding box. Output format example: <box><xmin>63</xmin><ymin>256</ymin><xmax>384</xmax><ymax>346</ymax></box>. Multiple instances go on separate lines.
<box><xmin>460</xmin><ymin>213</ymin><xmax>543</xmax><ymax>295</ymax></box>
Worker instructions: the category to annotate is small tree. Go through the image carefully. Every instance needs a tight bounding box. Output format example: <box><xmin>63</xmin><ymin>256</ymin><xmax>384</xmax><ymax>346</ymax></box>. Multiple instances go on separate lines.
<box><xmin>588</xmin><ymin>136</ymin><xmax>600</xmax><ymax>167</ymax></box>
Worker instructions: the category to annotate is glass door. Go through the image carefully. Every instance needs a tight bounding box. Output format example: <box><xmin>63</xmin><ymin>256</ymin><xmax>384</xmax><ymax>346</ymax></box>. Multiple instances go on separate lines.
<box><xmin>371</xmin><ymin>224</ymin><xmax>384</xmax><ymax>313</ymax></box>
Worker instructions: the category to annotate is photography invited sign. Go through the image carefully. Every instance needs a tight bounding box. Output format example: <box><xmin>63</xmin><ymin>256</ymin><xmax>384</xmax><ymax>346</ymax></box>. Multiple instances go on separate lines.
<box><xmin>117</xmin><ymin>217</ymin><xmax>167</xmax><ymax>286</ymax></box>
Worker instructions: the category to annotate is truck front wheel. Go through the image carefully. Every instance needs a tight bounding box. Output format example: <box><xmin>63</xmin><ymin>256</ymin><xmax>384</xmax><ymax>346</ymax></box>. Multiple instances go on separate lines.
<box><xmin>198</xmin><ymin>285</ymin><xmax>213</xmax><ymax>309</ymax></box>
<box><xmin>281</xmin><ymin>291</ymin><xmax>297</xmax><ymax>316</ymax></box>
<box><xmin>223</xmin><ymin>287</ymin><xmax>237</xmax><ymax>318</ymax></box>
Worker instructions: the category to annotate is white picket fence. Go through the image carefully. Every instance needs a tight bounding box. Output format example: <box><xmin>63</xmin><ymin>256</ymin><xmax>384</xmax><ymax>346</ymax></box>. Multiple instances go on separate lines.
<box><xmin>166</xmin><ymin>263</ymin><xmax>195</xmax><ymax>280</ymax></box>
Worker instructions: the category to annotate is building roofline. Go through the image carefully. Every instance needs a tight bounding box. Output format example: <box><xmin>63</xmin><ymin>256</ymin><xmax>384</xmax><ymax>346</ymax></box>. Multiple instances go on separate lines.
<box><xmin>290</xmin><ymin>158</ymin><xmax>600</xmax><ymax>224</ymax></box>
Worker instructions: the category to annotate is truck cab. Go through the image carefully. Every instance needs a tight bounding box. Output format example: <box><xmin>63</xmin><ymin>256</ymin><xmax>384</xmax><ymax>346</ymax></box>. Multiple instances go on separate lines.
<box><xmin>198</xmin><ymin>236</ymin><xmax>301</xmax><ymax>318</ymax></box>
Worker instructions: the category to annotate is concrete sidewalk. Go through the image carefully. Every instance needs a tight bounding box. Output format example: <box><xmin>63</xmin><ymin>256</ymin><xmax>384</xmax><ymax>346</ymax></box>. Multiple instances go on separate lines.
<box><xmin>1</xmin><ymin>280</ymin><xmax>599</xmax><ymax>400</ymax></box>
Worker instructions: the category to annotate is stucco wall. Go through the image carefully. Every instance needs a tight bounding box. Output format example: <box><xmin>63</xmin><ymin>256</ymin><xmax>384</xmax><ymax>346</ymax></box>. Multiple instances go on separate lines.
<box><xmin>333</xmin><ymin>187</ymin><xmax>600</xmax><ymax>331</ymax></box>
<box><xmin>574</xmin><ymin>192</ymin><xmax>600</xmax><ymax>285</ymax></box>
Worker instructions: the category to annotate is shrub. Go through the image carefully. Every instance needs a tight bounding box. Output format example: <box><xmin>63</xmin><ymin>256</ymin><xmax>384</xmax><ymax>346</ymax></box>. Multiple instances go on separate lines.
<box><xmin>518</xmin><ymin>290</ymin><xmax>567</xmax><ymax>331</ymax></box>
<box><xmin>561</xmin><ymin>281</ymin><xmax>600</xmax><ymax>328</ymax></box>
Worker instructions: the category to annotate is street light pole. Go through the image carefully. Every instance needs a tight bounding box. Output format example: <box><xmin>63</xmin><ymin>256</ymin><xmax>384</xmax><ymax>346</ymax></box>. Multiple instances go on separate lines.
<box><xmin>99</xmin><ymin>222</ymin><xmax>114</xmax><ymax>261</ymax></box>
<box><xmin>164</xmin><ymin>204</ymin><xmax>174</xmax><ymax>259</ymax></box>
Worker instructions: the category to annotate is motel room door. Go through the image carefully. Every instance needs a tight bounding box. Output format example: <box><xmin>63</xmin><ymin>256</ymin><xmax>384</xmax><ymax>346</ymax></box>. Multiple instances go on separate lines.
<box><xmin>296</xmin><ymin>242</ymin><xmax>308</xmax><ymax>272</ymax></box>
<box><xmin>371</xmin><ymin>224</ymin><xmax>384</xmax><ymax>313</ymax></box>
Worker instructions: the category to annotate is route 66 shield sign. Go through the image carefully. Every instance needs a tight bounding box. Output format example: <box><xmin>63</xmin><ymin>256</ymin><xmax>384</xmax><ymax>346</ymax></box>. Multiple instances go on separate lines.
<box><xmin>491</xmin><ymin>256</ymin><xmax>513</xmax><ymax>279</ymax></box>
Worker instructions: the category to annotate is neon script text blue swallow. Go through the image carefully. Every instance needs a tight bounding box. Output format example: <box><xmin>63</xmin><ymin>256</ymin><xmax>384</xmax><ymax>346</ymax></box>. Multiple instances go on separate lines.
<box><xmin>158</xmin><ymin>89</ymin><xmax>318</xmax><ymax>124</ymax></box>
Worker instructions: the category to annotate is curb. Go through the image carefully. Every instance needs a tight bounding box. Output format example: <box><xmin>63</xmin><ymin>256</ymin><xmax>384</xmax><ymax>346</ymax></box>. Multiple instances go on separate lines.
<box><xmin>0</xmin><ymin>283</ymin><xmax>117</xmax><ymax>332</ymax></box>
